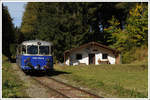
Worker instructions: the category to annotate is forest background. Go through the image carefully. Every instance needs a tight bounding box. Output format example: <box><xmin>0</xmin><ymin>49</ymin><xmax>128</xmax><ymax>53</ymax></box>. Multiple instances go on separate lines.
<box><xmin>2</xmin><ymin>2</ymin><xmax>148</xmax><ymax>64</ymax></box>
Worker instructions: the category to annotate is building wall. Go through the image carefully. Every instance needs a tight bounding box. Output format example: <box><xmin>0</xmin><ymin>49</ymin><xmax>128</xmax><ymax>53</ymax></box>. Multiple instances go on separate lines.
<box><xmin>65</xmin><ymin>46</ymin><xmax>116</xmax><ymax>65</ymax></box>
<box><xmin>108</xmin><ymin>54</ymin><xmax>116</xmax><ymax>64</ymax></box>
<box><xmin>95</xmin><ymin>52</ymin><xmax>115</xmax><ymax>65</ymax></box>
<box><xmin>66</xmin><ymin>59</ymin><xmax>70</xmax><ymax>65</ymax></box>
<box><xmin>70</xmin><ymin>49</ymin><xmax>89</xmax><ymax>65</ymax></box>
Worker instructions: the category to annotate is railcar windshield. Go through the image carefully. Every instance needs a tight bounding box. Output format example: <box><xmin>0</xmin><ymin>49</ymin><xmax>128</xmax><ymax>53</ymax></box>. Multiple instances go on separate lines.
<box><xmin>27</xmin><ymin>45</ymin><xmax>38</xmax><ymax>54</ymax></box>
<box><xmin>39</xmin><ymin>46</ymin><xmax>49</xmax><ymax>55</ymax></box>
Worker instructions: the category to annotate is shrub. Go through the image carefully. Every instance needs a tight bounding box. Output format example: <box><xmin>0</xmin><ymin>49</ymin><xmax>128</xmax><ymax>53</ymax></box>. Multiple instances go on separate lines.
<box><xmin>122</xmin><ymin>45</ymin><xmax>148</xmax><ymax>64</ymax></box>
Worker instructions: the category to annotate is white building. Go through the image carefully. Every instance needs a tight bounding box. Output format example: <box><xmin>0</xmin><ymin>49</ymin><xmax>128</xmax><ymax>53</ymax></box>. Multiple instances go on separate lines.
<box><xmin>64</xmin><ymin>42</ymin><xmax>121</xmax><ymax>66</ymax></box>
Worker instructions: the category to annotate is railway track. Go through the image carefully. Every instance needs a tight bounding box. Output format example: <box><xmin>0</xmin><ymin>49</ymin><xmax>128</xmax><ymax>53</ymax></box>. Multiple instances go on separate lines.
<box><xmin>32</xmin><ymin>76</ymin><xmax>103</xmax><ymax>98</ymax></box>
<box><xmin>32</xmin><ymin>77</ymin><xmax>69</xmax><ymax>98</ymax></box>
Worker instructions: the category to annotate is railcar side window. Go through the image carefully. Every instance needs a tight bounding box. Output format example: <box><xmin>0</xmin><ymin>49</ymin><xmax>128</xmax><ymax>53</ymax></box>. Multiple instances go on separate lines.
<box><xmin>22</xmin><ymin>45</ymin><xmax>26</xmax><ymax>54</ymax></box>
<box><xmin>39</xmin><ymin>46</ymin><xmax>49</xmax><ymax>55</ymax></box>
<box><xmin>27</xmin><ymin>45</ymin><xmax>38</xmax><ymax>54</ymax></box>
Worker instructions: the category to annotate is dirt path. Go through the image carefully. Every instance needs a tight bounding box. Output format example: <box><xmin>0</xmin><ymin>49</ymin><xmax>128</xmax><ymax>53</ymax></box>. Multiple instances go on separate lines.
<box><xmin>11</xmin><ymin>63</ymin><xmax>66</xmax><ymax>98</ymax></box>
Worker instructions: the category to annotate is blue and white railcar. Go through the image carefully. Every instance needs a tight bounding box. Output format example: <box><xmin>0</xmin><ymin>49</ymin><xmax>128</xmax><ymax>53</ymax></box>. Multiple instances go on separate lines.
<box><xmin>16</xmin><ymin>40</ymin><xmax>53</xmax><ymax>72</ymax></box>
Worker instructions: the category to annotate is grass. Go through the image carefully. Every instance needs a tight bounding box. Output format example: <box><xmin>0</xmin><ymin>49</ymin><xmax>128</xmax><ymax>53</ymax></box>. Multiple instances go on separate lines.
<box><xmin>2</xmin><ymin>55</ymin><xmax>28</xmax><ymax>98</ymax></box>
<box><xmin>54</xmin><ymin>64</ymin><xmax>148</xmax><ymax>98</ymax></box>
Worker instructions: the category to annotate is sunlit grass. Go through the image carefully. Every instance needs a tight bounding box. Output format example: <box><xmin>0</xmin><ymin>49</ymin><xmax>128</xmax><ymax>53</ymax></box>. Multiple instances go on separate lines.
<box><xmin>54</xmin><ymin>64</ymin><xmax>148</xmax><ymax>98</ymax></box>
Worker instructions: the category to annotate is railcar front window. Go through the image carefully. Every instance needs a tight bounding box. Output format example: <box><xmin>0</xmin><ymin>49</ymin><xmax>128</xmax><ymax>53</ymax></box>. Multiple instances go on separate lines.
<box><xmin>39</xmin><ymin>46</ymin><xmax>49</xmax><ymax>55</ymax></box>
<box><xmin>27</xmin><ymin>45</ymin><xmax>38</xmax><ymax>54</ymax></box>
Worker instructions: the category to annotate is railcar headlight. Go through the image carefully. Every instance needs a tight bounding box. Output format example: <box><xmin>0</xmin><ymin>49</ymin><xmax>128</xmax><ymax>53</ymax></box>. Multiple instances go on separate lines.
<box><xmin>34</xmin><ymin>66</ymin><xmax>38</xmax><ymax>69</ymax></box>
<box><xmin>41</xmin><ymin>67</ymin><xmax>44</xmax><ymax>70</ymax></box>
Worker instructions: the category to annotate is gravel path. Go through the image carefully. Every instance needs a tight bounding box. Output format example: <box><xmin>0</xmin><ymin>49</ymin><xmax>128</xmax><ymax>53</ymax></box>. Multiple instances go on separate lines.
<box><xmin>11</xmin><ymin>63</ymin><xmax>66</xmax><ymax>98</ymax></box>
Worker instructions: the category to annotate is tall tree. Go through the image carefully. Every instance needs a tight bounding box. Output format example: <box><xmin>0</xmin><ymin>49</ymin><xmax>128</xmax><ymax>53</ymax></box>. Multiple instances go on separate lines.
<box><xmin>2</xmin><ymin>4</ymin><xmax>15</xmax><ymax>59</ymax></box>
<box><xmin>104</xmin><ymin>3</ymin><xmax>148</xmax><ymax>51</ymax></box>
<box><xmin>14</xmin><ymin>27</ymin><xmax>25</xmax><ymax>44</ymax></box>
<box><xmin>126</xmin><ymin>3</ymin><xmax>148</xmax><ymax>48</ymax></box>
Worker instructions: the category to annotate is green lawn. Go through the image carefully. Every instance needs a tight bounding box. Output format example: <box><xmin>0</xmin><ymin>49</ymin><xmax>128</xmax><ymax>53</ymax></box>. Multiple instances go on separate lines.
<box><xmin>54</xmin><ymin>64</ymin><xmax>148</xmax><ymax>98</ymax></box>
<box><xmin>2</xmin><ymin>55</ymin><xmax>28</xmax><ymax>98</ymax></box>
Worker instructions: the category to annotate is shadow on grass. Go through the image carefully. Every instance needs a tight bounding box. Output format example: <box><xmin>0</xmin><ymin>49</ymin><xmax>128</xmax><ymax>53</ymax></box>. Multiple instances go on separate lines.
<box><xmin>26</xmin><ymin>69</ymin><xmax>71</xmax><ymax>77</ymax></box>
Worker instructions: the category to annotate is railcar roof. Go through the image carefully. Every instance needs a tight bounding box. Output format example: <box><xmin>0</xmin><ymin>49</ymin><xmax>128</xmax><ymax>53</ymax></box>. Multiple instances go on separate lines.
<box><xmin>21</xmin><ymin>40</ymin><xmax>52</xmax><ymax>46</ymax></box>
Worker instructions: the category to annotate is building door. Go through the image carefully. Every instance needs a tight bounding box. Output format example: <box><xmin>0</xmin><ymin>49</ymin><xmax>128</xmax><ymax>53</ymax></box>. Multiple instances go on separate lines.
<box><xmin>89</xmin><ymin>54</ymin><xmax>95</xmax><ymax>64</ymax></box>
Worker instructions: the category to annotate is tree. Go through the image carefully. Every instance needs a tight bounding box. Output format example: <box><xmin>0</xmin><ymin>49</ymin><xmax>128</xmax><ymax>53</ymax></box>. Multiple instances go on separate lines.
<box><xmin>104</xmin><ymin>3</ymin><xmax>148</xmax><ymax>51</ymax></box>
<box><xmin>126</xmin><ymin>3</ymin><xmax>148</xmax><ymax>47</ymax></box>
<box><xmin>21</xmin><ymin>2</ymin><xmax>147</xmax><ymax>62</ymax></box>
<box><xmin>2</xmin><ymin>4</ymin><xmax>15</xmax><ymax>59</ymax></box>
<box><xmin>104</xmin><ymin>16</ymin><xmax>128</xmax><ymax>51</ymax></box>
<box><xmin>21</xmin><ymin>2</ymin><xmax>42</xmax><ymax>40</ymax></box>
<box><xmin>14</xmin><ymin>27</ymin><xmax>25</xmax><ymax>44</ymax></box>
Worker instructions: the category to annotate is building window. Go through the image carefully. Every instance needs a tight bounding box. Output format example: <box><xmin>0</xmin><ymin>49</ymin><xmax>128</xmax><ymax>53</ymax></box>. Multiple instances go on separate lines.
<box><xmin>76</xmin><ymin>54</ymin><xmax>82</xmax><ymax>60</ymax></box>
<box><xmin>102</xmin><ymin>53</ymin><xmax>108</xmax><ymax>59</ymax></box>
<box><xmin>93</xmin><ymin>49</ymin><xmax>98</xmax><ymax>52</ymax></box>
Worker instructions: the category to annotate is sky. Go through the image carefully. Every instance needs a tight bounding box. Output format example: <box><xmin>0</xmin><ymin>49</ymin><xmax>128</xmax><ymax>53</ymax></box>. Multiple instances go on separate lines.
<box><xmin>3</xmin><ymin>2</ymin><xmax>27</xmax><ymax>27</ymax></box>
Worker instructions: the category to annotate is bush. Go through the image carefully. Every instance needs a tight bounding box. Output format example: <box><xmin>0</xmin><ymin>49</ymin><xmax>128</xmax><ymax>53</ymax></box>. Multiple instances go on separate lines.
<box><xmin>122</xmin><ymin>45</ymin><xmax>148</xmax><ymax>64</ymax></box>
